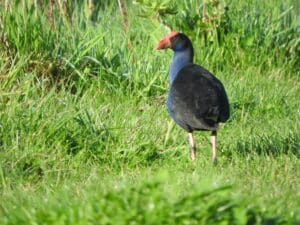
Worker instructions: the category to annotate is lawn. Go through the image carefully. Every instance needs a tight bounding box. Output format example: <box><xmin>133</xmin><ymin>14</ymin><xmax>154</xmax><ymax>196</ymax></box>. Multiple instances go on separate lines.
<box><xmin>0</xmin><ymin>0</ymin><xmax>299</xmax><ymax>224</ymax></box>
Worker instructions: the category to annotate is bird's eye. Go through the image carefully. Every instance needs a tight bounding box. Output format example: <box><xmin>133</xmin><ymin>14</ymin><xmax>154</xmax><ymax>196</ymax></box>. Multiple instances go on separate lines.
<box><xmin>172</xmin><ymin>36</ymin><xmax>182</xmax><ymax>46</ymax></box>
<box><xmin>170</xmin><ymin>35</ymin><xmax>179</xmax><ymax>42</ymax></box>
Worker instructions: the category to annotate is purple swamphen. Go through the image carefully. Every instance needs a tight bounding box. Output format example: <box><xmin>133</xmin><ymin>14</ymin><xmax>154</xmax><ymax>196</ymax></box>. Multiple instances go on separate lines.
<box><xmin>157</xmin><ymin>32</ymin><xmax>230</xmax><ymax>163</ymax></box>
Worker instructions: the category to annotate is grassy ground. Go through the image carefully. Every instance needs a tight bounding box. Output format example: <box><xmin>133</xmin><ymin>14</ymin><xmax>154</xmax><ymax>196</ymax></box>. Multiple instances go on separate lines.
<box><xmin>0</xmin><ymin>0</ymin><xmax>299</xmax><ymax>224</ymax></box>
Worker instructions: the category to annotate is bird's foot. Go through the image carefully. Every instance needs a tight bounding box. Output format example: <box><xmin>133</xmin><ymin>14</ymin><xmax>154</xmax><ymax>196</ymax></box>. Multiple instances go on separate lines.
<box><xmin>212</xmin><ymin>157</ymin><xmax>218</xmax><ymax>165</ymax></box>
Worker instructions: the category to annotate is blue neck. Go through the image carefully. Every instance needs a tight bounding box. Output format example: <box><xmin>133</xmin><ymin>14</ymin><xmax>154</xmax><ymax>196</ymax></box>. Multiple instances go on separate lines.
<box><xmin>169</xmin><ymin>48</ymin><xmax>193</xmax><ymax>83</ymax></box>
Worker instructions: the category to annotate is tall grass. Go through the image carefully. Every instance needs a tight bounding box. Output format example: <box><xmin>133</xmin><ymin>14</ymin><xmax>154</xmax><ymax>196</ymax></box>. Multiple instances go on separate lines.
<box><xmin>0</xmin><ymin>0</ymin><xmax>299</xmax><ymax>224</ymax></box>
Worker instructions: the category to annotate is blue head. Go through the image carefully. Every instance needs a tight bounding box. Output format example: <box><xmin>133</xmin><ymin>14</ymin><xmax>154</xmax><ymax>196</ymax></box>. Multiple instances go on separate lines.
<box><xmin>157</xmin><ymin>32</ymin><xmax>194</xmax><ymax>83</ymax></box>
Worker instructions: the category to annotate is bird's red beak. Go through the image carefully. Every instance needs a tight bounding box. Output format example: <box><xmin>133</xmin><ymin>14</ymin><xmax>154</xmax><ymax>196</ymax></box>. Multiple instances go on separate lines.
<box><xmin>156</xmin><ymin>31</ymin><xmax>180</xmax><ymax>50</ymax></box>
<box><xmin>156</xmin><ymin>38</ymin><xmax>172</xmax><ymax>50</ymax></box>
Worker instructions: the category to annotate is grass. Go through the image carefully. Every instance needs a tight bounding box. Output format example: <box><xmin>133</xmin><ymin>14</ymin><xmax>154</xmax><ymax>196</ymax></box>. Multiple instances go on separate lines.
<box><xmin>0</xmin><ymin>0</ymin><xmax>300</xmax><ymax>224</ymax></box>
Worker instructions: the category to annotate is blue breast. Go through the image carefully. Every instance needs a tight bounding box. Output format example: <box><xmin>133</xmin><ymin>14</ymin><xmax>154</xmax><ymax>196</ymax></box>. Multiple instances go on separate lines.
<box><xmin>167</xmin><ymin>47</ymin><xmax>194</xmax><ymax>130</ymax></box>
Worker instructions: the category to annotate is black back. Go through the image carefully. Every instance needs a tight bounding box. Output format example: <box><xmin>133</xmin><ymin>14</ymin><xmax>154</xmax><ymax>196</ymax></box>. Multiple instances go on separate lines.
<box><xmin>169</xmin><ymin>64</ymin><xmax>230</xmax><ymax>132</ymax></box>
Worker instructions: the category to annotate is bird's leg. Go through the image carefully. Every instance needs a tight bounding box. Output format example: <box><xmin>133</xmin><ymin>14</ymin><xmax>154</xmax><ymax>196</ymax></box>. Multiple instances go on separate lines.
<box><xmin>211</xmin><ymin>130</ymin><xmax>217</xmax><ymax>164</ymax></box>
<box><xmin>188</xmin><ymin>132</ymin><xmax>196</xmax><ymax>161</ymax></box>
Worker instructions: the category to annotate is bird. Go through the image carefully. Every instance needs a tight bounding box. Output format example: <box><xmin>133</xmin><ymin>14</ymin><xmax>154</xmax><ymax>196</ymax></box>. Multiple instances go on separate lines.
<box><xmin>156</xmin><ymin>32</ymin><xmax>230</xmax><ymax>163</ymax></box>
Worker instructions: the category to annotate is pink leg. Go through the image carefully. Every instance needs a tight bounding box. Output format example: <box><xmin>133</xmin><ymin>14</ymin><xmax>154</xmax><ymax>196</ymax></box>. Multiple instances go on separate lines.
<box><xmin>211</xmin><ymin>131</ymin><xmax>217</xmax><ymax>164</ymax></box>
<box><xmin>188</xmin><ymin>132</ymin><xmax>196</xmax><ymax>161</ymax></box>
